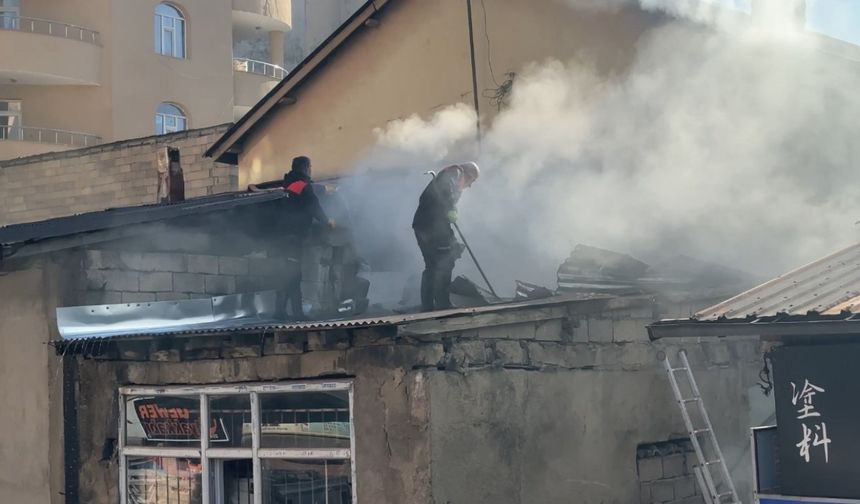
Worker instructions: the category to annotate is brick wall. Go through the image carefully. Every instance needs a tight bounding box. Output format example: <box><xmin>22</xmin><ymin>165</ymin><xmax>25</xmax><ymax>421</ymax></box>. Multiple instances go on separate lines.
<box><xmin>0</xmin><ymin>124</ymin><xmax>238</xmax><ymax>226</ymax></box>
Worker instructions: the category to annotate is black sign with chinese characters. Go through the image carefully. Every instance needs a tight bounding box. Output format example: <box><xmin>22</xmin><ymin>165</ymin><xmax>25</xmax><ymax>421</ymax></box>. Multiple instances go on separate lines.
<box><xmin>772</xmin><ymin>344</ymin><xmax>860</xmax><ymax>499</ymax></box>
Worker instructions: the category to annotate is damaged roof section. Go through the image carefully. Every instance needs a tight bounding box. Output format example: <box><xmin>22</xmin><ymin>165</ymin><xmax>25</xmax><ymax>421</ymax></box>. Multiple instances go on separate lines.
<box><xmin>557</xmin><ymin>244</ymin><xmax>754</xmax><ymax>300</ymax></box>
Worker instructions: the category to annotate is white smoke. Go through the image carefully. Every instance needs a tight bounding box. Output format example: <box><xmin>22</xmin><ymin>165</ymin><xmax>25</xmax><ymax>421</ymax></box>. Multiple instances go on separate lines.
<box><xmin>346</xmin><ymin>0</ymin><xmax>860</xmax><ymax>295</ymax></box>
<box><xmin>373</xmin><ymin>103</ymin><xmax>478</xmax><ymax>162</ymax></box>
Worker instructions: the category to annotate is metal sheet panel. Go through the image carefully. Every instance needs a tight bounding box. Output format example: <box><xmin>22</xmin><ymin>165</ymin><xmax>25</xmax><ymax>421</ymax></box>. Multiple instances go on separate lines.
<box><xmin>57</xmin><ymin>290</ymin><xmax>279</xmax><ymax>340</ymax></box>
<box><xmin>696</xmin><ymin>244</ymin><xmax>860</xmax><ymax>320</ymax></box>
<box><xmin>0</xmin><ymin>191</ymin><xmax>285</xmax><ymax>247</ymax></box>
<box><xmin>55</xmin><ymin>292</ymin><xmax>612</xmax><ymax>341</ymax></box>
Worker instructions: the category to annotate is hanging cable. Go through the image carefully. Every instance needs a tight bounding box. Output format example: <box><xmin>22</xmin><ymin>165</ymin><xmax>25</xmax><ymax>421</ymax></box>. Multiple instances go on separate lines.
<box><xmin>758</xmin><ymin>354</ymin><xmax>773</xmax><ymax>396</ymax></box>
<box><xmin>478</xmin><ymin>0</ymin><xmax>514</xmax><ymax>111</ymax></box>
<box><xmin>465</xmin><ymin>0</ymin><xmax>482</xmax><ymax>145</ymax></box>
<box><xmin>483</xmin><ymin>72</ymin><xmax>515</xmax><ymax>111</ymax></box>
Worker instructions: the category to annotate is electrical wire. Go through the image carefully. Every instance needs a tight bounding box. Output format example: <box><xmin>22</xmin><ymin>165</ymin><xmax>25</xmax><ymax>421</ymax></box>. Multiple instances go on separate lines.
<box><xmin>478</xmin><ymin>0</ymin><xmax>515</xmax><ymax>111</ymax></box>
<box><xmin>758</xmin><ymin>354</ymin><xmax>773</xmax><ymax>396</ymax></box>
<box><xmin>479</xmin><ymin>0</ymin><xmax>499</xmax><ymax>87</ymax></box>
<box><xmin>482</xmin><ymin>72</ymin><xmax>516</xmax><ymax>111</ymax></box>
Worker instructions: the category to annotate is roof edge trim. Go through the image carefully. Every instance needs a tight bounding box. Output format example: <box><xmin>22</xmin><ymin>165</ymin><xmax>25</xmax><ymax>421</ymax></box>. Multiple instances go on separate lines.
<box><xmin>206</xmin><ymin>0</ymin><xmax>393</xmax><ymax>162</ymax></box>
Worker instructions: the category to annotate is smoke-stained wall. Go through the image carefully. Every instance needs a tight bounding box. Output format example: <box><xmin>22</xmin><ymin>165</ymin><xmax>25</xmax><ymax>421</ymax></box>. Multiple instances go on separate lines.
<box><xmin>362</xmin><ymin>0</ymin><xmax>860</xmax><ymax>292</ymax></box>
<box><xmin>236</xmin><ymin>0</ymin><xmax>658</xmax><ymax>185</ymax></box>
<box><xmin>235</xmin><ymin>0</ymin><xmax>860</xmax><ymax>299</ymax></box>
<box><xmin>67</xmin><ymin>296</ymin><xmax>767</xmax><ymax>503</ymax></box>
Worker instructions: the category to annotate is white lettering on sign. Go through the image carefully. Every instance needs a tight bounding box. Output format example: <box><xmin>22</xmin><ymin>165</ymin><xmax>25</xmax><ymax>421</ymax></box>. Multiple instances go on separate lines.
<box><xmin>791</xmin><ymin>380</ymin><xmax>831</xmax><ymax>463</ymax></box>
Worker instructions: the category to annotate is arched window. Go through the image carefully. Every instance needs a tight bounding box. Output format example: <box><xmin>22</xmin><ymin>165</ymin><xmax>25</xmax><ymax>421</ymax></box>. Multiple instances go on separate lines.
<box><xmin>155</xmin><ymin>103</ymin><xmax>187</xmax><ymax>134</ymax></box>
<box><xmin>154</xmin><ymin>3</ymin><xmax>185</xmax><ymax>58</ymax></box>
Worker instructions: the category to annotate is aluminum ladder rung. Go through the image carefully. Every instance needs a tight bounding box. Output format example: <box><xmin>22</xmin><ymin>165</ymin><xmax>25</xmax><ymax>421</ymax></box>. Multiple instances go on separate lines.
<box><xmin>662</xmin><ymin>350</ymin><xmax>741</xmax><ymax>504</ymax></box>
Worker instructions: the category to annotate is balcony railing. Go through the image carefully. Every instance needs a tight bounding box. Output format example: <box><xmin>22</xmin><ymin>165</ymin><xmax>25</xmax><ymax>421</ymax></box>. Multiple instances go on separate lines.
<box><xmin>0</xmin><ymin>125</ymin><xmax>102</xmax><ymax>148</ymax></box>
<box><xmin>0</xmin><ymin>15</ymin><xmax>100</xmax><ymax>45</ymax></box>
<box><xmin>232</xmin><ymin>57</ymin><xmax>286</xmax><ymax>80</ymax></box>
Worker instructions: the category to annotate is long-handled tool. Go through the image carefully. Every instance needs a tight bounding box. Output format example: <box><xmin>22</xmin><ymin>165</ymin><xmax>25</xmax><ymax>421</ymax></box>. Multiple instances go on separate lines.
<box><xmin>424</xmin><ymin>170</ymin><xmax>500</xmax><ymax>299</ymax></box>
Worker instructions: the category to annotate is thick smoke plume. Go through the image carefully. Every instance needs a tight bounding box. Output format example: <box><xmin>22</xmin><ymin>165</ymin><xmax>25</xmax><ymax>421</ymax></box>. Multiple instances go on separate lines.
<box><xmin>343</xmin><ymin>0</ymin><xmax>860</xmax><ymax>295</ymax></box>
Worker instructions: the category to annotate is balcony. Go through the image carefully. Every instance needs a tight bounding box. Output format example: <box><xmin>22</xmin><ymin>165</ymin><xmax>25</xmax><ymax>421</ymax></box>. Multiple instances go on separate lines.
<box><xmin>233</xmin><ymin>57</ymin><xmax>287</xmax><ymax>80</ymax></box>
<box><xmin>232</xmin><ymin>0</ymin><xmax>291</xmax><ymax>38</ymax></box>
<box><xmin>233</xmin><ymin>58</ymin><xmax>284</xmax><ymax>116</ymax></box>
<box><xmin>0</xmin><ymin>126</ymin><xmax>102</xmax><ymax>159</ymax></box>
<box><xmin>0</xmin><ymin>16</ymin><xmax>101</xmax><ymax>85</ymax></box>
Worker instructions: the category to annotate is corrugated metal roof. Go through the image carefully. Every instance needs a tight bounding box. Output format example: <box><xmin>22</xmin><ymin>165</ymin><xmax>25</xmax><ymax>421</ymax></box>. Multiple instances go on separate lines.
<box><xmin>0</xmin><ymin>191</ymin><xmax>285</xmax><ymax>247</ymax></box>
<box><xmin>56</xmin><ymin>293</ymin><xmax>610</xmax><ymax>343</ymax></box>
<box><xmin>695</xmin><ymin>243</ymin><xmax>860</xmax><ymax>320</ymax></box>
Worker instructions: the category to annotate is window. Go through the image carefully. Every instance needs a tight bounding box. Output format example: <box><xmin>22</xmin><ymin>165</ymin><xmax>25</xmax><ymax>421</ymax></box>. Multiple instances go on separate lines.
<box><xmin>0</xmin><ymin>100</ymin><xmax>21</xmax><ymax>141</ymax></box>
<box><xmin>154</xmin><ymin>3</ymin><xmax>185</xmax><ymax>58</ymax></box>
<box><xmin>119</xmin><ymin>381</ymin><xmax>355</xmax><ymax>504</ymax></box>
<box><xmin>0</xmin><ymin>0</ymin><xmax>19</xmax><ymax>30</ymax></box>
<box><xmin>155</xmin><ymin>103</ymin><xmax>187</xmax><ymax>134</ymax></box>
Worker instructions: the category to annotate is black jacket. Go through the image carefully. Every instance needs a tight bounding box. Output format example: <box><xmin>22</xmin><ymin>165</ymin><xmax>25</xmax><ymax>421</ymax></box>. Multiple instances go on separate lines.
<box><xmin>282</xmin><ymin>170</ymin><xmax>329</xmax><ymax>238</ymax></box>
<box><xmin>412</xmin><ymin>167</ymin><xmax>462</xmax><ymax>244</ymax></box>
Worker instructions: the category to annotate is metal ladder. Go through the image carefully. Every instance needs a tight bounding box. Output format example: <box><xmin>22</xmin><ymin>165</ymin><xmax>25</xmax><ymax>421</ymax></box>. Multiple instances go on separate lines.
<box><xmin>662</xmin><ymin>350</ymin><xmax>741</xmax><ymax>504</ymax></box>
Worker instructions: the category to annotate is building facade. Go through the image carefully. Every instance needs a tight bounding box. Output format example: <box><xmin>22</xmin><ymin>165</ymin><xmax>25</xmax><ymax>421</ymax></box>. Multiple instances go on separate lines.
<box><xmin>0</xmin><ymin>0</ymin><xmax>294</xmax><ymax>160</ymax></box>
<box><xmin>650</xmin><ymin>243</ymin><xmax>860</xmax><ymax>503</ymax></box>
<box><xmin>207</xmin><ymin>0</ymin><xmax>860</xmax><ymax>186</ymax></box>
<box><xmin>0</xmin><ymin>124</ymin><xmax>236</xmax><ymax>226</ymax></box>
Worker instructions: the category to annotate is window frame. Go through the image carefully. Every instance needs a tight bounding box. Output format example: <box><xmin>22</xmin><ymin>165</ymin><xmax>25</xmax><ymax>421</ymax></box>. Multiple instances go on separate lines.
<box><xmin>154</xmin><ymin>3</ymin><xmax>186</xmax><ymax>59</ymax></box>
<box><xmin>118</xmin><ymin>380</ymin><xmax>357</xmax><ymax>504</ymax></box>
<box><xmin>0</xmin><ymin>99</ymin><xmax>22</xmax><ymax>140</ymax></box>
<box><xmin>0</xmin><ymin>0</ymin><xmax>19</xmax><ymax>30</ymax></box>
<box><xmin>155</xmin><ymin>102</ymin><xmax>187</xmax><ymax>135</ymax></box>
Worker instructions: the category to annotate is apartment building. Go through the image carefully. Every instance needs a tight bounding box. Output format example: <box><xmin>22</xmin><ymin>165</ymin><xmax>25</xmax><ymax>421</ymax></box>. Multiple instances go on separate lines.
<box><xmin>0</xmin><ymin>0</ymin><xmax>356</xmax><ymax>161</ymax></box>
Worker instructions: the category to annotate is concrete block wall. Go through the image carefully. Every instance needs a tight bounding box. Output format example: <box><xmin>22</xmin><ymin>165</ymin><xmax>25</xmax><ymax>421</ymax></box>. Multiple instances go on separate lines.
<box><xmin>79</xmin><ymin>249</ymin><xmax>289</xmax><ymax>305</ymax></box>
<box><xmin>0</xmin><ymin>124</ymin><xmax>237</xmax><ymax>226</ymax></box>
<box><xmin>637</xmin><ymin>440</ymin><xmax>703</xmax><ymax>504</ymax></box>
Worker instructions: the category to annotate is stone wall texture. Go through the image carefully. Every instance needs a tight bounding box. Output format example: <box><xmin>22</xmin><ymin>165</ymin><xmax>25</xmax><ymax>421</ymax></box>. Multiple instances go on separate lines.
<box><xmin>70</xmin><ymin>297</ymin><xmax>768</xmax><ymax>504</ymax></box>
<box><xmin>0</xmin><ymin>124</ymin><xmax>237</xmax><ymax>226</ymax></box>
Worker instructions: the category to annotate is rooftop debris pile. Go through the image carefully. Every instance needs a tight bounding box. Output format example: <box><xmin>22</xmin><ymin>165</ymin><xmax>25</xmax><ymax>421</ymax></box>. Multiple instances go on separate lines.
<box><xmin>557</xmin><ymin>244</ymin><xmax>756</xmax><ymax>301</ymax></box>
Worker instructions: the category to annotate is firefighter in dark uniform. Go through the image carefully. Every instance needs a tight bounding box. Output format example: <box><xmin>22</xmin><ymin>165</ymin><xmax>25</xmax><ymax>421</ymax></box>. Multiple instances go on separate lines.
<box><xmin>412</xmin><ymin>162</ymin><xmax>480</xmax><ymax>311</ymax></box>
<box><xmin>278</xmin><ymin>156</ymin><xmax>334</xmax><ymax>320</ymax></box>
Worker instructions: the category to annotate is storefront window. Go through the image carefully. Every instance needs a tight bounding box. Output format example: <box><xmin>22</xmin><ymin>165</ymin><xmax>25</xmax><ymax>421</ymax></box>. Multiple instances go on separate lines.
<box><xmin>126</xmin><ymin>456</ymin><xmax>202</xmax><ymax>504</ymax></box>
<box><xmin>209</xmin><ymin>395</ymin><xmax>252</xmax><ymax>448</ymax></box>
<box><xmin>260</xmin><ymin>391</ymin><xmax>351</xmax><ymax>449</ymax></box>
<box><xmin>118</xmin><ymin>382</ymin><xmax>354</xmax><ymax>504</ymax></box>
<box><xmin>125</xmin><ymin>394</ymin><xmax>202</xmax><ymax>447</ymax></box>
<box><xmin>262</xmin><ymin>459</ymin><xmax>352</xmax><ymax>504</ymax></box>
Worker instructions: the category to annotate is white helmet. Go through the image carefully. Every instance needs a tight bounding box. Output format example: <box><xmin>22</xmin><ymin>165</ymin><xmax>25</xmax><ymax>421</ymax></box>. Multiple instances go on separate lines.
<box><xmin>459</xmin><ymin>161</ymin><xmax>480</xmax><ymax>181</ymax></box>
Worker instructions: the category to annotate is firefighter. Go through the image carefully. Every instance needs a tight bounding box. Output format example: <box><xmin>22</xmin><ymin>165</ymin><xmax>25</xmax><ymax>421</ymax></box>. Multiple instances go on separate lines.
<box><xmin>412</xmin><ymin>162</ymin><xmax>480</xmax><ymax>311</ymax></box>
<box><xmin>278</xmin><ymin>156</ymin><xmax>334</xmax><ymax>320</ymax></box>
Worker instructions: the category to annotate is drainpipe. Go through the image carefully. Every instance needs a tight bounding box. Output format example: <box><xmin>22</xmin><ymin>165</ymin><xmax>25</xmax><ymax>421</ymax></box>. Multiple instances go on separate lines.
<box><xmin>465</xmin><ymin>0</ymin><xmax>482</xmax><ymax>148</ymax></box>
